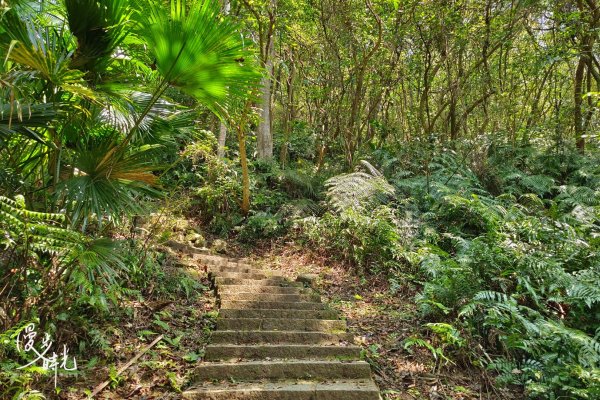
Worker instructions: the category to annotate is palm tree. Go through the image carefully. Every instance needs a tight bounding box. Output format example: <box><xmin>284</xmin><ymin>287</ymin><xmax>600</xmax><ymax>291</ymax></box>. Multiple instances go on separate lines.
<box><xmin>0</xmin><ymin>0</ymin><xmax>259</xmax><ymax>227</ymax></box>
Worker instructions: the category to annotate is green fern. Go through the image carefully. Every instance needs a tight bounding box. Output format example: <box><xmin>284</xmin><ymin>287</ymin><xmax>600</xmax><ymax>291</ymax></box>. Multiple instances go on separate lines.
<box><xmin>325</xmin><ymin>160</ymin><xmax>395</xmax><ymax>212</ymax></box>
<box><xmin>569</xmin><ymin>268</ymin><xmax>600</xmax><ymax>308</ymax></box>
<box><xmin>1</xmin><ymin>196</ymin><xmax>128</xmax><ymax>327</ymax></box>
<box><xmin>555</xmin><ymin>185</ymin><xmax>598</xmax><ymax>209</ymax></box>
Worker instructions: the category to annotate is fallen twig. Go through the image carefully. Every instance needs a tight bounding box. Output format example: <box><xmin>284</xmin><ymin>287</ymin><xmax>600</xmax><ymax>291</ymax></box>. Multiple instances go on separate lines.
<box><xmin>89</xmin><ymin>334</ymin><xmax>164</xmax><ymax>398</ymax></box>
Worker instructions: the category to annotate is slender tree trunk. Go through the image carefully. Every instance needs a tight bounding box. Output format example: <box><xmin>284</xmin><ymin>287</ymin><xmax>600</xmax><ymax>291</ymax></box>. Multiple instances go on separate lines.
<box><xmin>280</xmin><ymin>49</ymin><xmax>295</xmax><ymax>167</ymax></box>
<box><xmin>239</xmin><ymin>129</ymin><xmax>250</xmax><ymax>216</ymax></box>
<box><xmin>574</xmin><ymin>0</ymin><xmax>599</xmax><ymax>153</ymax></box>
<box><xmin>236</xmin><ymin>102</ymin><xmax>253</xmax><ymax>216</ymax></box>
<box><xmin>574</xmin><ymin>57</ymin><xmax>586</xmax><ymax>152</ymax></box>
<box><xmin>217</xmin><ymin>123</ymin><xmax>227</xmax><ymax>158</ymax></box>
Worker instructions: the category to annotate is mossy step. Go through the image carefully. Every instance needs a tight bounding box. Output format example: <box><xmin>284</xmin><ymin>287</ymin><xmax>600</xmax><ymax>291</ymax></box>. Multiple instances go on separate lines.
<box><xmin>193</xmin><ymin>254</ymin><xmax>250</xmax><ymax>265</ymax></box>
<box><xmin>183</xmin><ymin>379</ymin><xmax>381</xmax><ymax>400</ymax></box>
<box><xmin>207</xmin><ymin>264</ymin><xmax>282</xmax><ymax>275</ymax></box>
<box><xmin>220</xmin><ymin>300</ymin><xmax>326</xmax><ymax>310</ymax></box>
<box><xmin>189</xmin><ymin>253</ymin><xmax>381</xmax><ymax>399</ymax></box>
<box><xmin>218</xmin><ymin>308</ymin><xmax>339</xmax><ymax>319</ymax></box>
<box><xmin>190</xmin><ymin>360</ymin><xmax>372</xmax><ymax>381</ymax></box>
<box><xmin>219</xmin><ymin>292</ymin><xmax>320</xmax><ymax>303</ymax></box>
<box><xmin>210</xmin><ymin>330</ymin><xmax>353</xmax><ymax>345</ymax></box>
<box><xmin>216</xmin><ymin>318</ymin><xmax>346</xmax><ymax>332</ymax></box>
<box><xmin>204</xmin><ymin>344</ymin><xmax>361</xmax><ymax>361</ymax></box>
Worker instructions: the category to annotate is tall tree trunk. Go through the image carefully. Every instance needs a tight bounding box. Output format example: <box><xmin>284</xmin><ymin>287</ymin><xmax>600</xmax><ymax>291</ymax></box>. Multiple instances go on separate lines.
<box><xmin>237</xmin><ymin>101</ymin><xmax>253</xmax><ymax>216</ymax></box>
<box><xmin>257</xmin><ymin>63</ymin><xmax>273</xmax><ymax>159</ymax></box>
<box><xmin>574</xmin><ymin>0</ymin><xmax>599</xmax><ymax>153</ymax></box>
<box><xmin>257</xmin><ymin>0</ymin><xmax>276</xmax><ymax>160</ymax></box>
<box><xmin>239</xmin><ymin>129</ymin><xmax>250</xmax><ymax>216</ymax></box>
<box><xmin>217</xmin><ymin>0</ymin><xmax>231</xmax><ymax>158</ymax></box>
<box><xmin>343</xmin><ymin>0</ymin><xmax>382</xmax><ymax>168</ymax></box>
<box><xmin>217</xmin><ymin>122</ymin><xmax>227</xmax><ymax>158</ymax></box>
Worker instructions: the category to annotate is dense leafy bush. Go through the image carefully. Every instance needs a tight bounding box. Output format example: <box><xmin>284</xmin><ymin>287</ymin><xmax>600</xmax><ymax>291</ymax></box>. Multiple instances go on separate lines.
<box><xmin>299</xmin><ymin>206</ymin><xmax>403</xmax><ymax>274</ymax></box>
<box><xmin>238</xmin><ymin>211</ymin><xmax>284</xmax><ymax>242</ymax></box>
<box><xmin>0</xmin><ymin>195</ymin><xmax>128</xmax><ymax>328</ymax></box>
<box><xmin>0</xmin><ymin>195</ymin><xmax>203</xmax><ymax>397</ymax></box>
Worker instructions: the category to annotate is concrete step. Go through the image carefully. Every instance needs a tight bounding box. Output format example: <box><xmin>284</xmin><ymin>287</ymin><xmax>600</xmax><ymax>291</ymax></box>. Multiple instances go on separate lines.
<box><xmin>192</xmin><ymin>254</ymin><xmax>234</xmax><ymax>264</ymax></box>
<box><xmin>219</xmin><ymin>292</ymin><xmax>320</xmax><ymax>303</ymax></box>
<box><xmin>195</xmin><ymin>254</ymin><xmax>251</xmax><ymax>264</ymax></box>
<box><xmin>204</xmin><ymin>344</ymin><xmax>362</xmax><ymax>361</ymax></box>
<box><xmin>219</xmin><ymin>308</ymin><xmax>339</xmax><ymax>320</ymax></box>
<box><xmin>185</xmin><ymin>252</ymin><xmax>381</xmax><ymax>399</ymax></box>
<box><xmin>220</xmin><ymin>300</ymin><xmax>326</xmax><ymax>310</ymax></box>
<box><xmin>208</xmin><ymin>265</ymin><xmax>260</xmax><ymax>274</ymax></box>
<box><xmin>208</xmin><ymin>264</ymin><xmax>283</xmax><ymax>276</ymax></box>
<box><xmin>216</xmin><ymin>318</ymin><xmax>346</xmax><ymax>332</ymax></box>
<box><xmin>210</xmin><ymin>330</ymin><xmax>353</xmax><ymax>345</ymax></box>
<box><xmin>211</xmin><ymin>271</ymin><xmax>285</xmax><ymax>281</ymax></box>
<box><xmin>215</xmin><ymin>277</ymin><xmax>300</xmax><ymax>287</ymax></box>
<box><xmin>183</xmin><ymin>379</ymin><xmax>381</xmax><ymax>400</ymax></box>
<box><xmin>190</xmin><ymin>360</ymin><xmax>373</xmax><ymax>381</ymax></box>
<box><xmin>218</xmin><ymin>284</ymin><xmax>306</xmax><ymax>295</ymax></box>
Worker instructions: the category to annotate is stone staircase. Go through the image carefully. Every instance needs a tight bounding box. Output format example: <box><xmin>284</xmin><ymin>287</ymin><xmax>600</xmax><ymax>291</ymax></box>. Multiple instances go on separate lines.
<box><xmin>183</xmin><ymin>254</ymin><xmax>382</xmax><ymax>399</ymax></box>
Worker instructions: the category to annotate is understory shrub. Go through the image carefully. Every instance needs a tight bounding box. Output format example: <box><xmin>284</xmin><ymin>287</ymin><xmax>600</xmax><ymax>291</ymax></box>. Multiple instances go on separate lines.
<box><xmin>237</xmin><ymin>211</ymin><xmax>284</xmax><ymax>242</ymax></box>
<box><xmin>299</xmin><ymin>206</ymin><xmax>403</xmax><ymax>274</ymax></box>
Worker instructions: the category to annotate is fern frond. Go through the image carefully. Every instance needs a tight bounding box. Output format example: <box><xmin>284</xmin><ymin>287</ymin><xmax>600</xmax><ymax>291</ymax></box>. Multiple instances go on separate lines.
<box><xmin>325</xmin><ymin>160</ymin><xmax>394</xmax><ymax>212</ymax></box>
<box><xmin>569</xmin><ymin>268</ymin><xmax>600</xmax><ymax>308</ymax></box>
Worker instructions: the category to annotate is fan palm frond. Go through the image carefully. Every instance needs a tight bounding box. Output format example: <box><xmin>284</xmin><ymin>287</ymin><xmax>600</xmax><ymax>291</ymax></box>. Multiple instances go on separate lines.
<box><xmin>96</xmin><ymin>89</ymin><xmax>179</xmax><ymax>139</ymax></box>
<box><xmin>2</xmin><ymin>10</ymin><xmax>95</xmax><ymax>99</ymax></box>
<box><xmin>59</xmin><ymin>142</ymin><xmax>161</xmax><ymax>226</ymax></box>
<box><xmin>133</xmin><ymin>0</ymin><xmax>260</xmax><ymax>115</ymax></box>
<box><xmin>70</xmin><ymin>238</ymin><xmax>128</xmax><ymax>286</ymax></box>
<box><xmin>0</xmin><ymin>102</ymin><xmax>57</xmax><ymax>145</ymax></box>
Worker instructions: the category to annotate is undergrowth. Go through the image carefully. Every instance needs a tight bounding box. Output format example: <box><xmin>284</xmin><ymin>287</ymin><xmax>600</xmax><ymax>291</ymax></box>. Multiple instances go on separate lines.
<box><xmin>295</xmin><ymin>143</ymin><xmax>600</xmax><ymax>399</ymax></box>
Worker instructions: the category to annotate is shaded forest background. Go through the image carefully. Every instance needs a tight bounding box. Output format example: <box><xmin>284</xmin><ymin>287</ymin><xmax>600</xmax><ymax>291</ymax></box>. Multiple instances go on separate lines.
<box><xmin>1</xmin><ymin>0</ymin><xmax>600</xmax><ymax>398</ymax></box>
